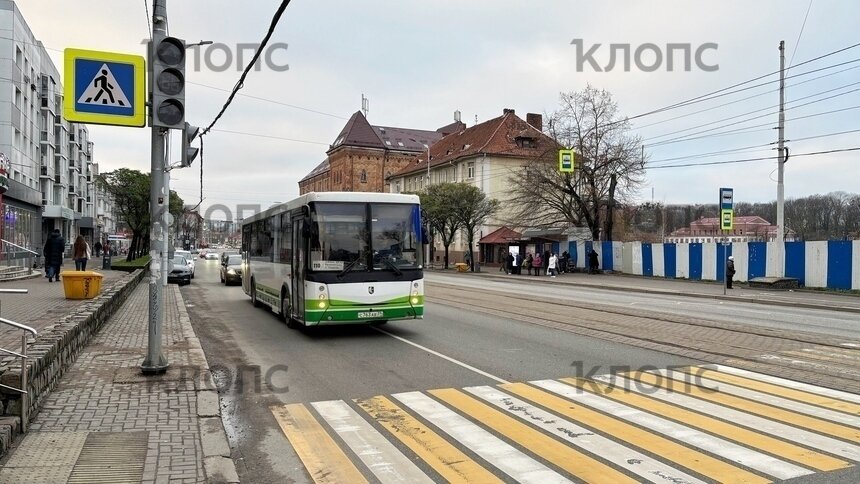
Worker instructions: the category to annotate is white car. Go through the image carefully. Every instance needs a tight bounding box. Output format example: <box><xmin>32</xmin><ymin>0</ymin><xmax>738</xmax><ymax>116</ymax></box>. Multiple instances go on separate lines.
<box><xmin>175</xmin><ymin>250</ymin><xmax>195</xmax><ymax>278</ymax></box>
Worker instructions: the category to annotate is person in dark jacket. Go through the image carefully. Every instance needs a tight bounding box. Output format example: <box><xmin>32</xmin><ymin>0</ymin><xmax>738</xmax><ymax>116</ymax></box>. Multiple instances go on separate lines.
<box><xmin>726</xmin><ymin>255</ymin><xmax>736</xmax><ymax>289</ymax></box>
<box><xmin>94</xmin><ymin>240</ymin><xmax>103</xmax><ymax>257</ymax></box>
<box><xmin>542</xmin><ymin>250</ymin><xmax>551</xmax><ymax>276</ymax></box>
<box><xmin>505</xmin><ymin>252</ymin><xmax>514</xmax><ymax>275</ymax></box>
<box><xmin>588</xmin><ymin>249</ymin><xmax>600</xmax><ymax>274</ymax></box>
<box><xmin>43</xmin><ymin>229</ymin><xmax>65</xmax><ymax>282</ymax></box>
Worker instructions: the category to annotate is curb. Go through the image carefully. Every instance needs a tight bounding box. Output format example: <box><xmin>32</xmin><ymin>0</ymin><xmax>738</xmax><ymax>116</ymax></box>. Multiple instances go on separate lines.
<box><xmin>446</xmin><ymin>271</ymin><xmax>860</xmax><ymax>314</ymax></box>
<box><xmin>172</xmin><ymin>285</ymin><xmax>240</xmax><ymax>484</ymax></box>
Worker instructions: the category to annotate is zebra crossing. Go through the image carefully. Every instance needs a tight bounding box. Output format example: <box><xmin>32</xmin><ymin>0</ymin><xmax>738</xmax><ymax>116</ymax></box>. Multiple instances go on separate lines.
<box><xmin>271</xmin><ymin>365</ymin><xmax>860</xmax><ymax>483</ymax></box>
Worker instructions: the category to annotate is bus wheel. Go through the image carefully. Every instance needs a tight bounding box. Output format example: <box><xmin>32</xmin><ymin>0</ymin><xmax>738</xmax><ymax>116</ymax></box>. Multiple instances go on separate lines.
<box><xmin>281</xmin><ymin>292</ymin><xmax>297</xmax><ymax>329</ymax></box>
<box><xmin>251</xmin><ymin>280</ymin><xmax>262</xmax><ymax>308</ymax></box>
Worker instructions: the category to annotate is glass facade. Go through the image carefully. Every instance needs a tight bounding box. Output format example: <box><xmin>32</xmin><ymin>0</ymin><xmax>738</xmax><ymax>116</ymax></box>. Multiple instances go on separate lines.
<box><xmin>1</xmin><ymin>203</ymin><xmax>39</xmax><ymax>261</ymax></box>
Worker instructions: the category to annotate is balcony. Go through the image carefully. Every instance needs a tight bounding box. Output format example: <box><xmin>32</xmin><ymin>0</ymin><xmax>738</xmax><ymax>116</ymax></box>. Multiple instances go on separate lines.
<box><xmin>40</xmin><ymin>166</ymin><xmax>50</xmax><ymax>178</ymax></box>
<box><xmin>53</xmin><ymin>174</ymin><xmax>61</xmax><ymax>184</ymax></box>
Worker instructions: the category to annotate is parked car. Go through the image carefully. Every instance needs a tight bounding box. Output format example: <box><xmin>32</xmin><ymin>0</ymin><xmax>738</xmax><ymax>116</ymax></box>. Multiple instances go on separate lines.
<box><xmin>220</xmin><ymin>254</ymin><xmax>243</xmax><ymax>285</ymax></box>
<box><xmin>204</xmin><ymin>252</ymin><xmax>219</xmax><ymax>260</ymax></box>
<box><xmin>175</xmin><ymin>250</ymin><xmax>195</xmax><ymax>278</ymax></box>
<box><xmin>168</xmin><ymin>255</ymin><xmax>193</xmax><ymax>285</ymax></box>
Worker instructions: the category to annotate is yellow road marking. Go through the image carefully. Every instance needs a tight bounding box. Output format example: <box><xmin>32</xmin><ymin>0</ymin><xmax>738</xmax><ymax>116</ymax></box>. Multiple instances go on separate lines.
<box><xmin>502</xmin><ymin>382</ymin><xmax>769</xmax><ymax>484</ymax></box>
<box><xmin>561</xmin><ymin>377</ymin><xmax>848</xmax><ymax>472</ymax></box>
<box><xmin>355</xmin><ymin>396</ymin><xmax>502</xmax><ymax>484</ymax></box>
<box><xmin>680</xmin><ymin>367</ymin><xmax>860</xmax><ymax>416</ymax></box>
<box><xmin>627</xmin><ymin>371</ymin><xmax>860</xmax><ymax>443</ymax></box>
<box><xmin>271</xmin><ymin>404</ymin><xmax>368</xmax><ymax>484</ymax></box>
<box><xmin>430</xmin><ymin>388</ymin><xmax>637</xmax><ymax>484</ymax></box>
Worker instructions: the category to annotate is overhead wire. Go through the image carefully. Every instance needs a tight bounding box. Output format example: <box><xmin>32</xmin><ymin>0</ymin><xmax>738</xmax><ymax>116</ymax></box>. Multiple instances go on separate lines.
<box><xmin>789</xmin><ymin>0</ymin><xmax>814</xmax><ymax>67</ymax></box>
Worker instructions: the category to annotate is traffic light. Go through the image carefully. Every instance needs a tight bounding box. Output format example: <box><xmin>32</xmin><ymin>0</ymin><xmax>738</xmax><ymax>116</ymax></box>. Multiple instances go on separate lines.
<box><xmin>180</xmin><ymin>123</ymin><xmax>200</xmax><ymax>167</ymax></box>
<box><xmin>150</xmin><ymin>34</ymin><xmax>187</xmax><ymax>128</ymax></box>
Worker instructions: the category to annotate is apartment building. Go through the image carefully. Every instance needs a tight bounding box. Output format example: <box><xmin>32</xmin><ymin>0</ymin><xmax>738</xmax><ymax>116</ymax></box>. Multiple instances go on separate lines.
<box><xmin>0</xmin><ymin>1</ymin><xmax>105</xmax><ymax>265</ymax></box>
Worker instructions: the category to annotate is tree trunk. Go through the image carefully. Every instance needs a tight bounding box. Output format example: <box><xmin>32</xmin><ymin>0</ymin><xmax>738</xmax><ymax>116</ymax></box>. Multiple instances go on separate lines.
<box><xmin>443</xmin><ymin>244</ymin><xmax>450</xmax><ymax>269</ymax></box>
<box><xmin>604</xmin><ymin>173</ymin><xmax>618</xmax><ymax>241</ymax></box>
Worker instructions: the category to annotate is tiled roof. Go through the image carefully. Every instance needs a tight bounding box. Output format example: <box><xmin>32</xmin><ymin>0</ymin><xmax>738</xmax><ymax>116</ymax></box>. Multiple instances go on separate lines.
<box><xmin>392</xmin><ymin>110</ymin><xmax>558</xmax><ymax>178</ymax></box>
<box><xmin>328</xmin><ymin>111</ymin><xmax>443</xmax><ymax>154</ymax></box>
<box><xmin>479</xmin><ymin>226</ymin><xmax>522</xmax><ymax>244</ymax></box>
<box><xmin>299</xmin><ymin>158</ymin><xmax>330</xmax><ymax>183</ymax></box>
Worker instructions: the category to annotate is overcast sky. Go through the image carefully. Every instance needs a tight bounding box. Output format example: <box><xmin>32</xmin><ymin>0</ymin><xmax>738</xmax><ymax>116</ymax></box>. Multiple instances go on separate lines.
<box><xmin>19</xmin><ymin>0</ymin><xmax>860</xmax><ymax>217</ymax></box>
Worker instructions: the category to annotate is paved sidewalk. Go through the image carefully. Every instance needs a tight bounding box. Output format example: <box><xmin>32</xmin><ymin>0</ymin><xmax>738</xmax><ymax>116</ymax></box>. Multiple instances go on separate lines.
<box><xmin>0</xmin><ymin>265</ymin><xmax>124</xmax><ymax>349</ymax></box>
<box><xmin>442</xmin><ymin>269</ymin><xmax>860</xmax><ymax>312</ymax></box>
<box><xmin>0</xmin><ymin>283</ymin><xmax>237</xmax><ymax>483</ymax></box>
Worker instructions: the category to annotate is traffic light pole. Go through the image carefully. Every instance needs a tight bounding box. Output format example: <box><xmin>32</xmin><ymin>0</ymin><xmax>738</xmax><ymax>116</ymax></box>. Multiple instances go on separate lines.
<box><xmin>142</xmin><ymin>0</ymin><xmax>169</xmax><ymax>374</ymax></box>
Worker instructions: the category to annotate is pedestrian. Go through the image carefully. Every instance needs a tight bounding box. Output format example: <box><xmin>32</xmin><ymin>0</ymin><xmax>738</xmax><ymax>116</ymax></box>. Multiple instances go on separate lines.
<box><xmin>72</xmin><ymin>235</ymin><xmax>91</xmax><ymax>271</ymax></box>
<box><xmin>505</xmin><ymin>252</ymin><xmax>514</xmax><ymax>275</ymax></box>
<box><xmin>94</xmin><ymin>240</ymin><xmax>102</xmax><ymax>257</ymax></box>
<box><xmin>42</xmin><ymin>229</ymin><xmax>65</xmax><ymax>283</ymax></box>
<box><xmin>543</xmin><ymin>250</ymin><xmax>551</xmax><ymax>276</ymax></box>
<box><xmin>549</xmin><ymin>253</ymin><xmax>559</xmax><ymax>277</ymax></box>
<box><xmin>464</xmin><ymin>251</ymin><xmax>471</xmax><ymax>270</ymax></box>
<box><xmin>532</xmin><ymin>253</ymin><xmax>542</xmax><ymax>277</ymax></box>
<box><xmin>588</xmin><ymin>249</ymin><xmax>600</xmax><ymax>274</ymax></box>
<box><xmin>726</xmin><ymin>255</ymin><xmax>736</xmax><ymax>289</ymax></box>
<box><xmin>561</xmin><ymin>251</ymin><xmax>570</xmax><ymax>273</ymax></box>
<box><xmin>499</xmin><ymin>249</ymin><xmax>507</xmax><ymax>273</ymax></box>
<box><xmin>524</xmin><ymin>253</ymin><xmax>533</xmax><ymax>275</ymax></box>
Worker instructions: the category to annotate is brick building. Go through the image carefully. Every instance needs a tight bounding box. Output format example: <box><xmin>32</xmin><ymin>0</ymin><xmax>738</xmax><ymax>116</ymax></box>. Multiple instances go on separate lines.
<box><xmin>298</xmin><ymin>111</ymin><xmax>463</xmax><ymax>194</ymax></box>
<box><xmin>667</xmin><ymin>215</ymin><xmax>796</xmax><ymax>243</ymax></box>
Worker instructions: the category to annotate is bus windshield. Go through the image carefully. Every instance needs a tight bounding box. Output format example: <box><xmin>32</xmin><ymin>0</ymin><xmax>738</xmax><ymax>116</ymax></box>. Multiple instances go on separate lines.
<box><xmin>309</xmin><ymin>202</ymin><xmax>422</xmax><ymax>273</ymax></box>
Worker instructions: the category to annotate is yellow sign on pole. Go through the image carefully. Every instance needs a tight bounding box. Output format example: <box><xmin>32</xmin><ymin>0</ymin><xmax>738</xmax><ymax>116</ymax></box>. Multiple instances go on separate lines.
<box><xmin>559</xmin><ymin>149</ymin><xmax>574</xmax><ymax>173</ymax></box>
<box><xmin>63</xmin><ymin>48</ymin><xmax>146</xmax><ymax>127</ymax></box>
<box><xmin>721</xmin><ymin>209</ymin><xmax>734</xmax><ymax>231</ymax></box>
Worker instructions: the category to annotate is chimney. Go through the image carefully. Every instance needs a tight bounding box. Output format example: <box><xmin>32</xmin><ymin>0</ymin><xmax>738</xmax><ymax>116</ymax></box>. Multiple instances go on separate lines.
<box><xmin>502</xmin><ymin>108</ymin><xmax>515</xmax><ymax>115</ymax></box>
<box><xmin>454</xmin><ymin>110</ymin><xmax>461</xmax><ymax>122</ymax></box>
<box><xmin>526</xmin><ymin>113</ymin><xmax>543</xmax><ymax>132</ymax></box>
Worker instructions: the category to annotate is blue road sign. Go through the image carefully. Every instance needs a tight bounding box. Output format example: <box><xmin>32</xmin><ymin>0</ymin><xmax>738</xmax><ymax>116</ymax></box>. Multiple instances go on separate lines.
<box><xmin>64</xmin><ymin>48</ymin><xmax>145</xmax><ymax>127</ymax></box>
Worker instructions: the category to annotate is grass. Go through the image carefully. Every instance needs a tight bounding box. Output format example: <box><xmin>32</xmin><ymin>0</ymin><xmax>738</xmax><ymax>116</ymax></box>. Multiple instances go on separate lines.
<box><xmin>111</xmin><ymin>255</ymin><xmax>151</xmax><ymax>272</ymax></box>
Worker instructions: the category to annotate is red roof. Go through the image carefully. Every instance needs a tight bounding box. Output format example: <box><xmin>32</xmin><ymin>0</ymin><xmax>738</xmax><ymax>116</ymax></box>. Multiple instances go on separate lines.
<box><xmin>328</xmin><ymin>111</ymin><xmax>442</xmax><ymax>154</ymax></box>
<box><xmin>479</xmin><ymin>226</ymin><xmax>522</xmax><ymax>244</ymax></box>
<box><xmin>393</xmin><ymin>110</ymin><xmax>558</xmax><ymax>178</ymax></box>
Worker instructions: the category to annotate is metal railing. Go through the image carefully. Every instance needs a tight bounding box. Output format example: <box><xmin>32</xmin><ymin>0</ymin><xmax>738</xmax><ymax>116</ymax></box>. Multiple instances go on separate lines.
<box><xmin>0</xmin><ymin>239</ymin><xmax>39</xmax><ymax>273</ymax></box>
<box><xmin>0</xmin><ymin>288</ymin><xmax>36</xmax><ymax>432</ymax></box>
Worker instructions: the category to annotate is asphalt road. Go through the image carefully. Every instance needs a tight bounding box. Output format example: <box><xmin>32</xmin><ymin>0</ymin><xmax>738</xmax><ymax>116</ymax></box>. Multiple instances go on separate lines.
<box><xmin>426</xmin><ymin>272</ymin><xmax>860</xmax><ymax>338</ymax></box>
<box><xmin>183</xmin><ymin>260</ymin><xmax>860</xmax><ymax>483</ymax></box>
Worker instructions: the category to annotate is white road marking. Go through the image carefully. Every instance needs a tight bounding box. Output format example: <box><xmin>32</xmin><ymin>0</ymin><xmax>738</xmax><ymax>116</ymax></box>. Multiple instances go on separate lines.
<box><xmin>311</xmin><ymin>400</ymin><xmax>433</xmax><ymax>484</ymax></box>
<box><xmin>465</xmin><ymin>385</ymin><xmax>706</xmax><ymax>484</ymax></box>
<box><xmin>392</xmin><ymin>391</ymin><xmax>571</xmax><ymax>484</ymax></box>
<box><xmin>716</xmin><ymin>364</ymin><xmax>860</xmax><ymax>403</ymax></box>
<box><xmin>534</xmin><ymin>379</ymin><xmax>814</xmax><ymax>480</ymax></box>
<box><xmin>373</xmin><ymin>327</ymin><xmax>509</xmax><ymax>384</ymax></box>
<box><xmin>593</xmin><ymin>374</ymin><xmax>860</xmax><ymax>462</ymax></box>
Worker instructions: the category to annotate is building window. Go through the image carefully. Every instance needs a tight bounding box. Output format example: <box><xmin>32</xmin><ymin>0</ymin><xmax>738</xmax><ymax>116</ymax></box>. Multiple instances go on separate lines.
<box><xmin>466</xmin><ymin>162</ymin><xmax>475</xmax><ymax>179</ymax></box>
<box><xmin>360</xmin><ymin>169</ymin><xmax>367</xmax><ymax>183</ymax></box>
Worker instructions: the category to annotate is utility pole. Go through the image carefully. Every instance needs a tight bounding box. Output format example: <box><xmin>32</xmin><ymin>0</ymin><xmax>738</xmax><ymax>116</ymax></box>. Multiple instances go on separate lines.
<box><xmin>141</xmin><ymin>0</ymin><xmax>169</xmax><ymax>374</ymax></box>
<box><xmin>775</xmin><ymin>40</ymin><xmax>786</xmax><ymax>277</ymax></box>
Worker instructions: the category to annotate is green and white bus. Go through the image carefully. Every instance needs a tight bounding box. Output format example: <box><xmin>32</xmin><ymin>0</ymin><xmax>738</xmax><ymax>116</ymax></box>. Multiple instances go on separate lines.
<box><xmin>241</xmin><ymin>192</ymin><xmax>425</xmax><ymax>327</ymax></box>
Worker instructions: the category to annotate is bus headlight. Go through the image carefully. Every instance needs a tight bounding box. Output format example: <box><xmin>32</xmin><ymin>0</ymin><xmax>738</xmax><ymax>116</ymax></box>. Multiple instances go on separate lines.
<box><xmin>319</xmin><ymin>294</ymin><xmax>326</xmax><ymax>300</ymax></box>
<box><xmin>411</xmin><ymin>297</ymin><xmax>419</xmax><ymax>305</ymax></box>
<box><xmin>318</xmin><ymin>301</ymin><xmax>327</xmax><ymax>309</ymax></box>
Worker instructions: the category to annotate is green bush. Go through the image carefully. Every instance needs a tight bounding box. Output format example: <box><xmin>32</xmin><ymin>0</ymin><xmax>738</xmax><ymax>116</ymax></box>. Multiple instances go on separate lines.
<box><xmin>111</xmin><ymin>256</ymin><xmax>151</xmax><ymax>272</ymax></box>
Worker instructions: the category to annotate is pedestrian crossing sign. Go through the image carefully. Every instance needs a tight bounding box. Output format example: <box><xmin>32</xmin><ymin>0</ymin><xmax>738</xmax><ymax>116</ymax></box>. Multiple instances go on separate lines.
<box><xmin>63</xmin><ymin>48</ymin><xmax>146</xmax><ymax>127</ymax></box>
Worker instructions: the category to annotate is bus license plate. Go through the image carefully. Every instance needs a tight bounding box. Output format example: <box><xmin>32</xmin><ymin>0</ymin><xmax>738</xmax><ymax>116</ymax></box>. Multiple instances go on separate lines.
<box><xmin>358</xmin><ymin>311</ymin><xmax>384</xmax><ymax>319</ymax></box>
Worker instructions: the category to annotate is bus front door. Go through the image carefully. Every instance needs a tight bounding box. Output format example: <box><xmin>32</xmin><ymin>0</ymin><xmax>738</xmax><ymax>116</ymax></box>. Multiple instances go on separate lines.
<box><xmin>291</xmin><ymin>217</ymin><xmax>305</xmax><ymax>321</ymax></box>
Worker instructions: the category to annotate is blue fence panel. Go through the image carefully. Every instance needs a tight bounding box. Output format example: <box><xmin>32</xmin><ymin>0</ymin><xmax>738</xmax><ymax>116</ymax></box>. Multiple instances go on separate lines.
<box><xmin>748</xmin><ymin>242</ymin><xmax>767</xmax><ymax>279</ymax></box>
<box><xmin>569</xmin><ymin>241</ymin><xmax>577</xmax><ymax>267</ymax></box>
<box><xmin>785</xmin><ymin>241</ymin><xmax>805</xmax><ymax>285</ymax></box>
<box><xmin>716</xmin><ymin>243</ymin><xmax>733</xmax><ymax>282</ymax></box>
<box><xmin>602</xmin><ymin>241</ymin><xmax>614</xmax><ymax>271</ymax></box>
<box><xmin>551</xmin><ymin>242</ymin><xmax>560</xmax><ymax>255</ymax></box>
<box><xmin>663</xmin><ymin>243</ymin><xmax>677</xmax><ymax>278</ymax></box>
<box><xmin>827</xmin><ymin>241</ymin><xmax>853</xmax><ymax>290</ymax></box>
<box><xmin>642</xmin><ymin>243</ymin><xmax>653</xmax><ymax>276</ymax></box>
<box><xmin>689</xmin><ymin>243</ymin><xmax>703</xmax><ymax>280</ymax></box>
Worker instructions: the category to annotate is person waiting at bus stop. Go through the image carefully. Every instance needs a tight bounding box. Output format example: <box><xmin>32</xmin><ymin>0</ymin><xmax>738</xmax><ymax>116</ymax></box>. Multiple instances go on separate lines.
<box><xmin>588</xmin><ymin>249</ymin><xmax>600</xmax><ymax>274</ymax></box>
<box><xmin>532</xmin><ymin>253</ymin><xmax>542</xmax><ymax>276</ymax></box>
<box><xmin>726</xmin><ymin>255</ymin><xmax>736</xmax><ymax>289</ymax></box>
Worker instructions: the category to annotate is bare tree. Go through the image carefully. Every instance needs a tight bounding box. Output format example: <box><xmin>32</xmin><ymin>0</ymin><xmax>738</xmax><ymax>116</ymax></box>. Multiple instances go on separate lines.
<box><xmin>506</xmin><ymin>85</ymin><xmax>644</xmax><ymax>240</ymax></box>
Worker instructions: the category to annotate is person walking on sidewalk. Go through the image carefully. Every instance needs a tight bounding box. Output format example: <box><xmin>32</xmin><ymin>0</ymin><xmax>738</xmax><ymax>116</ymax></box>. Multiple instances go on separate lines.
<box><xmin>548</xmin><ymin>253</ymin><xmax>559</xmax><ymax>277</ymax></box>
<box><xmin>73</xmin><ymin>235</ymin><xmax>91</xmax><ymax>271</ymax></box>
<box><xmin>588</xmin><ymin>249</ymin><xmax>600</xmax><ymax>274</ymax></box>
<box><xmin>94</xmin><ymin>240</ymin><xmax>103</xmax><ymax>257</ymax></box>
<box><xmin>43</xmin><ymin>229</ymin><xmax>65</xmax><ymax>282</ymax></box>
<box><xmin>726</xmin><ymin>255</ymin><xmax>736</xmax><ymax>289</ymax></box>
<box><xmin>532</xmin><ymin>253</ymin><xmax>542</xmax><ymax>277</ymax></box>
